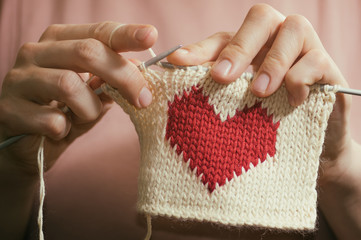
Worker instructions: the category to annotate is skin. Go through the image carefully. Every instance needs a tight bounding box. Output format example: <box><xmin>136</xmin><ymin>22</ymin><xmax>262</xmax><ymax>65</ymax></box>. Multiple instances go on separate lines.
<box><xmin>0</xmin><ymin>22</ymin><xmax>158</xmax><ymax>239</ymax></box>
<box><xmin>0</xmin><ymin>3</ymin><xmax>360</xmax><ymax>240</ymax></box>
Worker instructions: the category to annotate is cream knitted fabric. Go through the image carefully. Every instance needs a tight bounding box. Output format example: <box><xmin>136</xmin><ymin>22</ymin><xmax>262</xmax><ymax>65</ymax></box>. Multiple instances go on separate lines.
<box><xmin>102</xmin><ymin>67</ymin><xmax>335</xmax><ymax>230</ymax></box>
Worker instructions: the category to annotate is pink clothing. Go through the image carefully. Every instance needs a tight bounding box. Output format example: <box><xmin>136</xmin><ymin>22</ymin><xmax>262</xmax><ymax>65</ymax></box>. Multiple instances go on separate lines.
<box><xmin>1</xmin><ymin>0</ymin><xmax>361</xmax><ymax>239</ymax></box>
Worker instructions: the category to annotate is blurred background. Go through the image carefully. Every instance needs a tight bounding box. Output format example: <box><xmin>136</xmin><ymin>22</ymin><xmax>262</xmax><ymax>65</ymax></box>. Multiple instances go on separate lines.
<box><xmin>1</xmin><ymin>0</ymin><xmax>360</xmax><ymax>239</ymax></box>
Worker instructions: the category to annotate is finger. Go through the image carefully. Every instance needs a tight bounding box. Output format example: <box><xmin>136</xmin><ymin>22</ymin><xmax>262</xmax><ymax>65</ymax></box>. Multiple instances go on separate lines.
<box><xmin>284</xmin><ymin>49</ymin><xmax>344</xmax><ymax>106</ymax></box>
<box><xmin>0</xmin><ymin>97</ymin><xmax>71</xmax><ymax>140</ymax></box>
<box><xmin>9</xmin><ymin>67</ymin><xmax>103</xmax><ymax>122</ymax></box>
<box><xmin>251</xmin><ymin>14</ymin><xmax>324</xmax><ymax>97</ymax></box>
<box><xmin>167</xmin><ymin>32</ymin><xmax>234</xmax><ymax>65</ymax></box>
<box><xmin>39</xmin><ymin>22</ymin><xmax>158</xmax><ymax>52</ymax></box>
<box><xmin>30</xmin><ymin>40</ymin><xmax>152</xmax><ymax>108</ymax></box>
<box><xmin>87</xmin><ymin>75</ymin><xmax>113</xmax><ymax>104</ymax></box>
<box><xmin>250</xmin><ymin>46</ymin><xmax>270</xmax><ymax>72</ymax></box>
<box><xmin>210</xmin><ymin>4</ymin><xmax>285</xmax><ymax>84</ymax></box>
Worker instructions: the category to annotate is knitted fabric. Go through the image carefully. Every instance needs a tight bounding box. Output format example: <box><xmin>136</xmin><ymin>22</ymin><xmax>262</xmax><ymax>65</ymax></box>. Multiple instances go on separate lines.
<box><xmin>102</xmin><ymin>67</ymin><xmax>335</xmax><ymax>230</ymax></box>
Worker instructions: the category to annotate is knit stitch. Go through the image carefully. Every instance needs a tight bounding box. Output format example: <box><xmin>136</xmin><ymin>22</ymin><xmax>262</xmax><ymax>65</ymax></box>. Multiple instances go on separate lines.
<box><xmin>102</xmin><ymin>67</ymin><xmax>335</xmax><ymax>230</ymax></box>
<box><xmin>166</xmin><ymin>86</ymin><xmax>279</xmax><ymax>192</ymax></box>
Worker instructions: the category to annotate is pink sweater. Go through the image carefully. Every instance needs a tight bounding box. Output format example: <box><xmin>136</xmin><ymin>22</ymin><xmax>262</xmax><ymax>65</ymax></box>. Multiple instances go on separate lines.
<box><xmin>1</xmin><ymin>0</ymin><xmax>361</xmax><ymax>239</ymax></box>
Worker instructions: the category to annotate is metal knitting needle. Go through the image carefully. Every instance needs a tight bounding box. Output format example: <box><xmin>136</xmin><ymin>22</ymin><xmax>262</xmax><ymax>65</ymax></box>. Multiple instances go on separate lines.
<box><xmin>142</xmin><ymin>45</ymin><xmax>182</xmax><ymax>68</ymax></box>
<box><xmin>0</xmin><ymin>45</ymin><xmax>182</xmax><ymax>150</ymax></box>
<box><xmin>159</xmin><ymin>62</ymin><xmax>210</xmax><ymax>72</ymax></box>
<box><xmin>320</xmin><ymin>84</ymin><xmax>361</xmax><ymax>96</ymax></box>
<box><xmin>338</xmin><ymin>87</ymin><xmax>361</xmax><ymax>96</ymax></box>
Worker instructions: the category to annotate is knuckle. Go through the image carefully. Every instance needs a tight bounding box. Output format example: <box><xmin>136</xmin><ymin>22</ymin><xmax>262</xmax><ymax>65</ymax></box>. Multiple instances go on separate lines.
<box><xmin>210</xmin><ymin>32</ymin><xmax>235</xmax><ymax>51</ymax></box>
<box><xmin>90</xmin><ymin>21</ymin><xmax>115</xmax><ymax>40</ymax></box>
<box><xmin>40</xmin><ymin>24</ymin><xmax>64</xmax><ymax>41</ymax></box>
<box><xmin>74</xmin><ymin>38</ymin><xmax>103</xmax><ymax>64</ymax></box>
<box><xmin>189</xmin><ymin>32</ymin><xmax>234</xmax><ymax>55</ymax></box>
<box><xmin>16</xmin><ymin>42</ymin><xmax>37</xmax><ymax>63</ymax></box>
<box><xmin>249</xmin><ymin>3</ymin><xmax>276</xmax><ymax>20</ymax></box>
<box><xmin>264</xmin><ymin>49</ymin><xmax>288</xmax><ymax>70</ymax></box>
<box><xmin>283</xmin><ymin>14</ymin><xmax>312</xmax><ymax>33</ymax></box>
<box><xmin>285</xmin><ymin>71</ymin><xmax>302</xmax><ymax>87</ymax></box>
<box><xmin>213</xmin><ymin>31</ymin><xmax>234</xmax><ymax>42</ymax></box>
<box><xmin>191</xmin><ymin>42</ymin><xmax>211</xmax><ymax>56</ymax></box>
<box><xmin>86</xmin><ymin>111</ymin><xmax>101</xmax><ymax>122</ymax></box>
<box><xmin>250</xmin><ymin>3</ymin><xmax>272</xmax><ymax>14</ymax></box>
<box><xmin>310</xmin><ymin>49</ymin><xmax>329</xmax><ymax>70</ymax></box>
<box><xmin>2</xmin><ymin>69</ymin><xmax>23</xmax><ymax>91</ymax></box>
<box><xmin>57</xmin><ymin>71</ymin><xmax>83</xmax><ymax>97</ymax></box>
<box><xmin>45</xmin><ymin>114</ymin><xmax>66</xmax><ymax>139</ymax></box>
<box><xmin>224</xmin><ymin>39</ymin><xmax>252</xmax><ymax>59</ymax></box>
<box><xmin>3</xmin><ymin>69</ymin><xmax>20</xmax><ymax>85</ymax></box>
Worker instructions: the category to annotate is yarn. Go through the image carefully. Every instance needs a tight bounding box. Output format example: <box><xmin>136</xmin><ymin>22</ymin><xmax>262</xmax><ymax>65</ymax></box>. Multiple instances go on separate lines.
<box><xmin>108</xmin><ymin>24</ymin><xmax>126</xmax><ymax>49</ymax></box>
<box><xmin>102</xmin><ymin>66</ymin><xmax>336</xmax><ymax>230</ymax></box>
<box><xmin>32</xmin><ymin>60</ymin><xmax>335</xmax><ymax>238</ymax></box>
<box><xmin>37</xmin><ymin>136</ymin><xmax>46</xmax><ymax>240</ymax></box>
<box><xmin>144</xmin><ymin>215</ymin><xmax>152</xmax><ymax>240</ymax></box>
<box><xmin>166</xmin><ymin>86</ymin><xmax>279</xmax><ymax>192</ymax></box>
<box><xmin>321</xmin><ymin>84</ymin><xmax>341</xmax><ymax>94</ymax></box>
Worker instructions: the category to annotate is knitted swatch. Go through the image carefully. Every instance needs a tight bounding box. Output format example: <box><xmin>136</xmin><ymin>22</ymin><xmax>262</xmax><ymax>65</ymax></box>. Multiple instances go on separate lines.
<box><xmin>102</xmin><ymin>67</ymin><xmax>335</xmax><ymax>230</ymax></box>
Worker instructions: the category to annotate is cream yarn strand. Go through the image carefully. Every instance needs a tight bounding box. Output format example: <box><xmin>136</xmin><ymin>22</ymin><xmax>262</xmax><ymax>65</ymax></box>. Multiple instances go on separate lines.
<box><xmin>147</xmin><ymin>48</ymin><xmax>157</xmax><ymax>58</ymax></box>
<box><xmin>37</xmin><ymin>136</ymin><xmax>46</xmax><ymax>240</ymax></box>
<box><xmin>144</xmin><ymin>214</ymin><xmax>152</xmax><ymax>240</ymax></box>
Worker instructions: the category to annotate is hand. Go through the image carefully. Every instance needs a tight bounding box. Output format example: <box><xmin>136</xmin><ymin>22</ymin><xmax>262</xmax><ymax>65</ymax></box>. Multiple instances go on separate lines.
<box><xmin>168</xmin><ymin>3</ymin><xmax>352</xmax><ymax>178</ymax></box>
<box><xmin>0</xmin><ymin>22</ymin><xmax>157</xmax><ymax>174</ymax></box>
<box><xmin>168</xmin><ymin>4</ymin><xmax>361</xmax><ymax>237</ymax></box>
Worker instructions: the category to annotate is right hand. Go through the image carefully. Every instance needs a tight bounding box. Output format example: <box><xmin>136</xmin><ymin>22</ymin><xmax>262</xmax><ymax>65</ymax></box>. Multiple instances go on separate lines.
<box><xmin>0</xmin><ymin>22</ymin><xmax>157</xmax><ymax>174</ymax></box>
<box><xmin>168</xmin><ymin>4</ymin><xmax>352</xmax><ymax>183</ymax></box>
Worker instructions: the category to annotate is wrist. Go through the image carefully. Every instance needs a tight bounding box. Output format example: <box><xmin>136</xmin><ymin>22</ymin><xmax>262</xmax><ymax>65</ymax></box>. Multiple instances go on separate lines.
<box><xmin>0</xmin><ymin>150</ymin><xmax>38</xmax><ymax>240</ymax></box>
<box><xmin>318</xmin><ymin>139</ymin><xmax>361</xmax><ymax>189</ymax></box>
<box><xmin>318</xmin><ymin>140</ymin><xmax>361</xmax><ymax>239</ymax></box>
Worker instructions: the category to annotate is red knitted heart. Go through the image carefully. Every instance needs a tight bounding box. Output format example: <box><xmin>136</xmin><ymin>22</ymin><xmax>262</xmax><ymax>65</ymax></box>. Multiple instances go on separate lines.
<box><xmin>166</xmin><ymin>86</ymin><xmax>279</xmax><ymax>192</ymax></box>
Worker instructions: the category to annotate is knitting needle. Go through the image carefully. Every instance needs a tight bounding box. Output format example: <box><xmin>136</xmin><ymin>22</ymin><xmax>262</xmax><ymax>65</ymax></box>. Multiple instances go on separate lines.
<box><xmin>143</xmin><ymin>45</ymin><xmax>182</xmax><ymax>68</ymax></box>
<box><xmin>0</xmin><ymin>45</ymin><xmax>182</xmax><ymax>150</ymax></box>
<box><xmin>320</xmin><ymin>84</ymin><xmax>361</xmax><ymax>96</ymax></box>
<box><xmin>160</xmin><ymin>62</ymin><xmax>209</xmax><ymax>71</ymax></box>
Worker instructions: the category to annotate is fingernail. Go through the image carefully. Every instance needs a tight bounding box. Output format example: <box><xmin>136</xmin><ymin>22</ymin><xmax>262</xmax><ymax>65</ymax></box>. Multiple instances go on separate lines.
<box><xmin>252</xmin><ymin>73</ymin><xmax>270</xmax><ymax>94</ymax></box>
<box><xmin>176</xmin><ymin>49</ymin><xmax>189</xmax><ymax>55</ymax></box>
<box><xmin>212</xmin><ymin>59</ymin><xmax>232</xmax><ymax>77</ymax></box>
<box><xmin>138</xmin><ymin>87</ymin><xmax>152</xmax><ymax>108</ymax></box>
<box><xmin>135</xmin><ymin>27</ymin><xmax>152</xmax><ymax>42</ymax></box>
